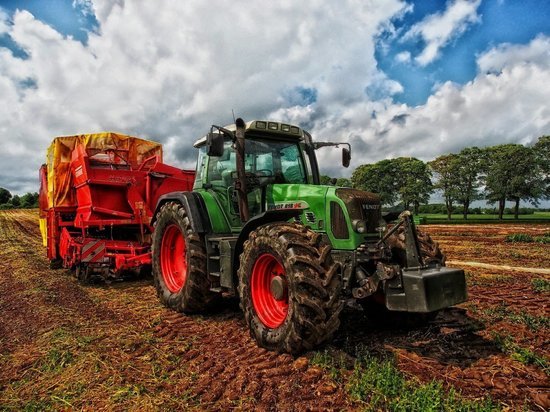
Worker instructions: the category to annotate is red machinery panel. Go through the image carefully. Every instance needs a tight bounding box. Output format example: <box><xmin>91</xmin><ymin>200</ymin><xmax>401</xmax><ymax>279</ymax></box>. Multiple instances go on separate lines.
<box><xmin>40</xmin><ymin>133</ymin><xmax>195</xmax><ymax>278</ymax></box>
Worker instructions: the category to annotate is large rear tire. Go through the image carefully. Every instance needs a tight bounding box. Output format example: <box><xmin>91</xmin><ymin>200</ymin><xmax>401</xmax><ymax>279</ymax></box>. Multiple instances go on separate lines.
<box><xmin>238</xmin><ymin>222</ymin><xmax>343</xmax><ymax>354</ymax></box>
<box><xmin>152</xmin><ymin>201</ymin><xmax>217</xmax><ymax>313</ymax></box>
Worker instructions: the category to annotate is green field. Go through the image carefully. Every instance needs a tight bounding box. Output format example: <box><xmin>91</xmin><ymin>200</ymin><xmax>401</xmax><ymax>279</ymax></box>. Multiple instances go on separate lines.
<box><xmin>417</xmin><ymin>212</ymin><xmax>550</xmax><ymax>224</ymax></box>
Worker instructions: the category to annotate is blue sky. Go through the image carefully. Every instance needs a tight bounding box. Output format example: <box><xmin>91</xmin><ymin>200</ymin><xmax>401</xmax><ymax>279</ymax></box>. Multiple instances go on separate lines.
<box><xmin>0</xmin><ymin>0</ymin><xmax>97</xmax><ymax>42</ymax></box>
<box><xmin>377</xmin><ymin>0</ymin><xmax>550</xmax><ymax>105</ymax></box>
<box><xmin>0</xmin><ymin>0</ymin><xmax>548</xmax><ymax>207</ymax></box>
<box><xmin>2</xmin><ymin>1</ymin><xmax>548</xmax><ymax>106</ymax></box>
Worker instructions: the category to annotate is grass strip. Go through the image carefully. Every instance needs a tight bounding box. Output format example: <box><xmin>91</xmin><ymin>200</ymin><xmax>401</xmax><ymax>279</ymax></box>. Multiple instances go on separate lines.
<box><xmin>312</xmin><ymin>350</ymin><xmax>499</xmax><ymax>411</ymax></box>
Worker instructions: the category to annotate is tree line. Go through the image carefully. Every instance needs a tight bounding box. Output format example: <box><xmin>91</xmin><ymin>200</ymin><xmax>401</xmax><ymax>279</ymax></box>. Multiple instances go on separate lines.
<box><xmin>325</xmin><ymin>135</ymin><xmax>549</xmax><ymax>220</ymax></box>
<box><xmin>0</xmin><ymin>188</ymin><xmax>39</xmax><ymax>210</ymax></box>
<box><xmin>0</xmin><ymin>135</ymin><xmax>548</xmax><ymax>219</ymax></box>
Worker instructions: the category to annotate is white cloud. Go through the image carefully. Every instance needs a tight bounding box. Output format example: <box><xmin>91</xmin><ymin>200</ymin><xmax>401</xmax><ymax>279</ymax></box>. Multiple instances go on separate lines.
<box><xmin>307</xmin><ymin>36</ymin><xmax>550</xmax><ymax>175</ymax></box>
<box><xmin>72</xmin><ymin>0</ymin><xmax>95</xmax><ymax>17</ymax></box>
<box><xmin>395</xmin><ymin>51</ymin><xmax>411</xmax><ymax>63</ymax></box>
<box><xmin>403</xmin><ymin>0</ymin><xmax>481</xmax><ymax>66</ymax></box>
<box><xmin>0</xmin><ymin>0</ymin><xmax>407</xmax><ymax>193</ymax></box>
<box><xmin>0</xmin><ymin>1</ymin><xmax>548</xmax><ymax>196</ymax></box>
<box><xmin>477</xmin><ymin>34</ymin><xmax>550</xmax><ymax>73</ymax></box>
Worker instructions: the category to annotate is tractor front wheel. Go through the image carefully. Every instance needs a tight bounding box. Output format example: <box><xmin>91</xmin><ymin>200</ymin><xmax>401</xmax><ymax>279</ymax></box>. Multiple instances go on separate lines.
<box><xmin>238</xmin><ymin>222</ymin><xmax>343</xmax><ymax>354</ymax></box>
<box><xmin>387</xmin><ymin>226</ymin><xmax>446</xmax><ymax>266</ymax></box>
<box><xmin>152</xmin><ymin>201</ymin><xmax>216</xmax><ymax>313</ymax></box>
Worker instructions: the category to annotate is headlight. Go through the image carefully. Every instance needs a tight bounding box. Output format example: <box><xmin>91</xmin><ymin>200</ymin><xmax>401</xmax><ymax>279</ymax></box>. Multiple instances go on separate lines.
<box><xmin>352</xmin><ymin>219</ymin><xmax>367</xmax><ymax>233</ymax></box>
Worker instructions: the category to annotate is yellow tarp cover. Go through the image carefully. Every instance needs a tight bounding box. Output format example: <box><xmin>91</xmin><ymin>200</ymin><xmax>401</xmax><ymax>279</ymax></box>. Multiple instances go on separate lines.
<box><xmin>46</xmin><ymin>132</ymin><xmax>163</xmax><ymax>208</ymax></box>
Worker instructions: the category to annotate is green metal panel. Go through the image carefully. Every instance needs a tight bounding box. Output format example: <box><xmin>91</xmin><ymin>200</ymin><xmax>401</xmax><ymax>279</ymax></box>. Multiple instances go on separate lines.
<box><xmin>265</xmin><ymin>184</ymin><xmax>366</xmax><ymax>250</ymax></box>
<box><xmin>195</xmin><ymin>190</ymin><xmax>232</xmax><ymax>233</ymax></box>
<box><xmin>197</xmin><ymin>182</ymin><xmax>374</xmax><ymax>250</ymax></box>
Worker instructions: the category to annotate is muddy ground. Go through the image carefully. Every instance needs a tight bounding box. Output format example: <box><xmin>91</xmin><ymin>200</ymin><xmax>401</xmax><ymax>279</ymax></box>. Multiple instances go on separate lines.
<box><xmin>0</xmin><ymin>210</ymin><xmax>548</xmax><ymax>410</ymax></box>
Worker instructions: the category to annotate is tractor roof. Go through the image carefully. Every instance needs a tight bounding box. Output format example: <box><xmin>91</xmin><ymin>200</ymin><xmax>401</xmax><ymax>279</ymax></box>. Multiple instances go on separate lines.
<box><xmin>193</xmin><ymin>120</ymin><xmax>305</xmax><ymax>147</ymax></box>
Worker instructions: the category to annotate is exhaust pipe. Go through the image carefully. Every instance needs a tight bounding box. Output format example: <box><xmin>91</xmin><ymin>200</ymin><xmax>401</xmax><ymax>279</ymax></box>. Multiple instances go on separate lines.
<box><xmin>235</xmin><ymin>118</ymin><xmax>249</xmax><ymax>222</ymax></box>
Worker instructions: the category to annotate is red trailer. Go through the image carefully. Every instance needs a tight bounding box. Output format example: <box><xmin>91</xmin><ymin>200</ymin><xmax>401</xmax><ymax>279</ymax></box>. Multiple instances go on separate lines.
<box><xmin>39</xmin><ymin>132</ymin><xmax>194</xmax><ymax>282</ymax></box>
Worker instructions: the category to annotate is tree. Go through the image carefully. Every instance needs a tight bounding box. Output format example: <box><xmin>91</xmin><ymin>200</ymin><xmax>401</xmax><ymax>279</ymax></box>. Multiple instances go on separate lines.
<box><xmin>0</xmin><ymin>187</ymin><xmax>12</xmax><ymax>204</ymax></box>
<box><xmin>10</xmin><ymin>195</ymin><xmax>21</xmax><ymax>207</ymax></box>
<box><xmin>534</xmin><ymin>135</ymin><xmax>550</xmax><ymax>199</ymax></box>
<box><xmin>351</xmin><ymin>161</ymin><xmax>400</xmax><ymax>205</ymax></box>
<box><xmin>429</xmin><ymin>154</ymin><xmax>460</xmax><ymax>220</ymax></box>
<box><xmin>20</xmin><ymin>192</ymin><xmax>39</xmax><ymax>208</ymax></box>
<box><xmin>394</xmin><ymin>157</ymin><xmax>433</xmax><ymax>214</ymax></box>
<box><xmin>485</xmin><ymin>144</ymin><xmax>545</xmax><ymax>219</ymax></box>
<box><xmin>335</xmin><ymin>177</ymin><xmax>352</xmax><ymax>187</ymax></box>
<box><xmin>507</xmin><ymin>146</ymin><xmax>545</xmax><ymax>219</ymax></box>
<box><xmin>454</xmin><ymin>147</ymin><xmax>484</xmax><ymax>219</ymax></box>
<box><xmin>351</xmin><ymin>158</ymin><xmax>432</xmax><ymax>213</ymax></box>
<box><xmin>320</xmin><ymin>175</ymin><xmax>335</xmax><ymax>185</ymax></box>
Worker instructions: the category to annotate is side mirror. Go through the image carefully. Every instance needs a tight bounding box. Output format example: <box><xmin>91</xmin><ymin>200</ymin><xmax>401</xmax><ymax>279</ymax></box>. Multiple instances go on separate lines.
<box><xmin>342</xmin><ymin>147</ymin><xmax>351</xmax><ymax>168</ymax></box>
<box><xmin>207</xmin><ymin>132</ymin><xmax>224</xmax><ymax>157</ymax></box>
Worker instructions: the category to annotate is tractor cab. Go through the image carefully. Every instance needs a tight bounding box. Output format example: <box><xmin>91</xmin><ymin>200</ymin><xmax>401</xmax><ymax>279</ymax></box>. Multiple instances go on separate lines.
<box><xmin>192</xmin><ymin>119</ymin><xmax>350</xmax><ymax>230</ymax></box>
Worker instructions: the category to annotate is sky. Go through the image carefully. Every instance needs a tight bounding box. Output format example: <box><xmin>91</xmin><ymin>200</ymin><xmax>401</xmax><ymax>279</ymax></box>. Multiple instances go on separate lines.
<box><xmin>0</xmin><ymin>0</ymin><xmax>549</xmax><ymax>200</ymax></box>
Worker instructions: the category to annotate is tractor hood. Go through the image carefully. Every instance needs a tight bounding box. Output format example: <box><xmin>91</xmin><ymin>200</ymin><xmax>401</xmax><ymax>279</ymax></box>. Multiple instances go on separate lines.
<box><xmin>265</xmin><ymin>184</ymin><xmax>382</xmax><ymax>250</ymax></box>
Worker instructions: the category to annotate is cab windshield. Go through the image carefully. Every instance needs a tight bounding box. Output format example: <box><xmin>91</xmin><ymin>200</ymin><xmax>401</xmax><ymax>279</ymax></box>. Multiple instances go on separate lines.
<box><xmin>207</xmin><ymin>138</ymin><xmax>309</xmax><ymax>185</ymax></box>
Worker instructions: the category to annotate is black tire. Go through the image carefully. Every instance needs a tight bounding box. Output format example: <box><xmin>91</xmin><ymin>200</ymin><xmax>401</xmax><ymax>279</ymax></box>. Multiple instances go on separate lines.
<box><xmin>76</xmin><ymin>264</ymin><xmax>91</xmax><ymax>285</ymax></box>
<box><xmin>238</xmin><ymin>222</ymin><xmax>343</xmax><ymax>354</ymax></box>
<box><xmin>151</xmin><ymin>201</ymin><xmax>217</xmax><ymax>313</ymax></box>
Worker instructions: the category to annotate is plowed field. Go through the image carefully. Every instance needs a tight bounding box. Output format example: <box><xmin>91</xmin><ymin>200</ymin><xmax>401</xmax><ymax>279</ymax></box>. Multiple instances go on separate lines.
<box><xmin>0</xmin><ymin>210</ymin><xmax>548</xmax><ymax>410</ymax></box>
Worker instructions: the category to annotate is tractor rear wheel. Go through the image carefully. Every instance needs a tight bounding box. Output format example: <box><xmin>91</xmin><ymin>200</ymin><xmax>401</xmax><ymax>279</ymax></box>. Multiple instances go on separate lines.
<box><xmin>152</xmin><ymin>201</ymin><xmax>216</xmax><ymax>313</ymax></box>
<box><xmin>238</xmin><ymin>222</ymin><xmax>343</xmax><ymax>354</ymax></box>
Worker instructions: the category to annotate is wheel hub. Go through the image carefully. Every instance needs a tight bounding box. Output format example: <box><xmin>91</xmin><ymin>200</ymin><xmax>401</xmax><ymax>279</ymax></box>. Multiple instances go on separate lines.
<box><xmin>251</xmin><ymin>253</ymin><xmax>289</xmax><ymax>328</ymax></box>
<box><xmin>270</xmin><ymin>275</ymin><xmax>287</xmax><ymax>300</ymax></box>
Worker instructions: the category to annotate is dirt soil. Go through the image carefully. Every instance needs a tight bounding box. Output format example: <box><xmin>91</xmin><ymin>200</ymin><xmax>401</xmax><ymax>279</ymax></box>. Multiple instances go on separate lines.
<box><xmin>0</xmin><ymin>211</ymin><xmax>548</xmax><ymax>410</ymax></box>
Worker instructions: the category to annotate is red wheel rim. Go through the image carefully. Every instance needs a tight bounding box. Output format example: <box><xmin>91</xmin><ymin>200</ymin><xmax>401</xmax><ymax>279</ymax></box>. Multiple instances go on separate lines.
<box><xmin>251</xmin><ymin>253</ymin><xmax>288</xmax><ymax>328</ymax></box>
<box><xmin>160</xmin><ymin>224</ymin><xmax>187</xmax><ymax>293</ymax></box>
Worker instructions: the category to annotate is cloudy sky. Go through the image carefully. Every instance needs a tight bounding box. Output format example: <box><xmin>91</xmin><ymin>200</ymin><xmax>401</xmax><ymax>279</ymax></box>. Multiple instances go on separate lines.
<box><xmin>0</xmin><ymin>0</ymin><xmax>549</xmax><ymax>195</ymax></box>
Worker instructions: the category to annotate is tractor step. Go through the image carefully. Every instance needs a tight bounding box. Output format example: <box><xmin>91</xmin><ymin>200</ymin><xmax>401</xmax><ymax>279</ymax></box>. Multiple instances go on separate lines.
<box><xmin>206</xmin><ymin>236</ymin><xmax>238</xmax><ymax>295</ymax></box>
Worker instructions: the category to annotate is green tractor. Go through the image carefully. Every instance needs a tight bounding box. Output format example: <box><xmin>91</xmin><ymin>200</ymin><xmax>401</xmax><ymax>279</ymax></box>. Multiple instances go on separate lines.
<box><xmin>151</xmin><ymin>118</ymin><xmax>467</xmax><ymax>353</ymax></box>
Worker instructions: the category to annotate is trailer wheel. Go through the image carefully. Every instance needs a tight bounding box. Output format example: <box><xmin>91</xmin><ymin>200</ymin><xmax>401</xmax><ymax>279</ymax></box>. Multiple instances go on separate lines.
<box><xmin>238</xmin><ymin>222</ymin><xmax>343</xmax><ymax>354</ymax></box>
<box><xmin>75</xmin><ymin>264</ymin><xmax>93</xmax><ymax>285</ymax></box>
<box><xmin>152</xmin><ymin>201</ymin><xmax>216</xmax><ymax>313</ymax></box>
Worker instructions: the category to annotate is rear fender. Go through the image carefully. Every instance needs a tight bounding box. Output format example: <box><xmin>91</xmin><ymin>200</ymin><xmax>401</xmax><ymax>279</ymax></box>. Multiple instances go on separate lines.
<box><xmin>152</xmin><ymin>192</ymin><xmax>211</xmax><ymax>234</ymax></box>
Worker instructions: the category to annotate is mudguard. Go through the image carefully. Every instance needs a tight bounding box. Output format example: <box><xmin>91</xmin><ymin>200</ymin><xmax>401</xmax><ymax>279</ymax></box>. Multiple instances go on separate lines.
<box><xmin>153</xmin><ymin>191</ymin><xmax>211</xmax><ymax>234</ymax></box>
<box><xmin>233</xmin><ymin>209</ymin><xmax>302</xmax><ymax>272</ymax></box>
